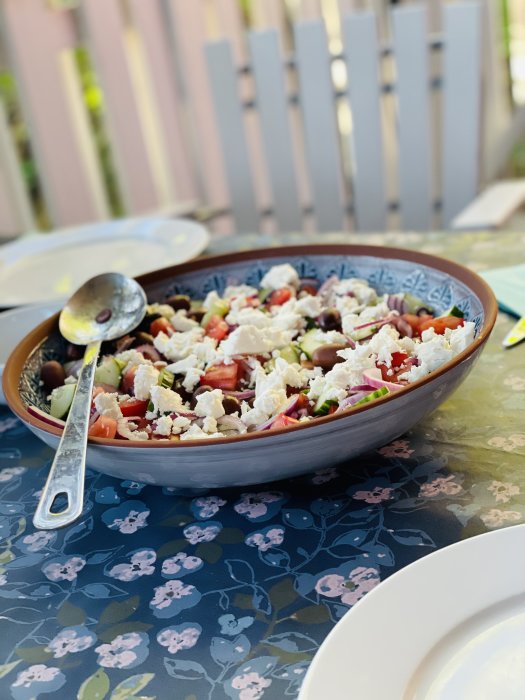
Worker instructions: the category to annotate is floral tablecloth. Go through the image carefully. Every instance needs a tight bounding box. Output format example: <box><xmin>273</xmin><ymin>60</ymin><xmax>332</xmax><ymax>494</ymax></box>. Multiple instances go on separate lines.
<box><xmin>0</xmin><ymin>231</ymin><xmax>524</xmax><ymax>700</ymax></box>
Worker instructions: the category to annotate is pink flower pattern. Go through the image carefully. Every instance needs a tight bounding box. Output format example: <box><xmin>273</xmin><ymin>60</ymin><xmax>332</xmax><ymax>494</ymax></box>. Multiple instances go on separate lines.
<box><xmin>157</xmin><ymin>626</ymin><xmax>201</xmax><ymax>653</ymax></box>
<box><xmin>150</xmin><ymin>580</ymin><xmax>195</xmax><ymax>610</ymax></box>
<box><xmin>487</xmin><ymin>481</ymin><xmax>520</xmax><ymax>504</ymax></box>
<box><xmin>378</xmin><ymin>439</ymin><xmax>414</xmax><ymax>458</ymax></box>
<box><xmin>12</xmin><ymin>664</ymin><xmax>61</xmax><ymax>687</ymax></box>
<box><xmin>419</xmin><ymin>475</ymin><xmax>462</xmax><ymax>498</ymax></box>
<box><xmin>231</xmin><ymin>671</ymin><xmax>272</xmax><ymax>700</ymax></box>
<box><xmin>352</xmin><ymin>487</ymin><xmax>393</xmax><ymax>504</ymax></box>
<box><xmin>315</xmin><ymin>566</ymin><xmax>380</xmax><ymax>606</ymax></box>
<box><xmin>43</xmin><ymin>556</ymin><xmax>86</xmax><ymax>582</ymax></box>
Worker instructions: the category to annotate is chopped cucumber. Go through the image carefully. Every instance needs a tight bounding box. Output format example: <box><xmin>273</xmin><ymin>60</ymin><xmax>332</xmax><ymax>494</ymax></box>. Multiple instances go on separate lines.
<box><xmin>442</xmin><ymin>305</ymin><xmax>464</xmax><ymax>319</ymax></box>
<box><xmin>353</xmin><ymin>386</ymin><xmax>389</xmax><ymax>406</ymax></box>
<box><xmin>404</xmin><ymin>293</ymin><xmax>432</xmax><ymax>315</ymax></box>
<box><xmin>258</xmin><ymin>288</ymin><xmax>271</xmax><ymax>302</ymax></box>
<box><xmin>50</xmin><ymin>383</ymin><xmax>76</xmax><ymax>419</ymax></box>
<box><xmin>158</xmin><ymin>368</ymin><xmax>175</xmax><ymax>390</ymax></box>
<box><xmin>313</xmin><ymin>387</ymin><xmax>338</xmax><ymax>415</ymax></box>
<box><xmin>278</xmin><ymin>344</ymin><xmax>301</xmax><ymax>364</ymax></box>
<box><xmin>299</xmin><ymin>329</ymin><xmax>326</xmax><ymax>360</ymax></box>
<box><xmin>114</xmin><ymin>357</ymin><xmax>128</xmax><ymax>372</ymax></box>
<box><xmin>348</xmin><ymin>325</ymin><xmax>380</xmax><ymax>342</ymax></box>
<box><xmin>201</xmin><ymin>298</ymin><xmax>230</xmax><ymax>328</ymax></box>
<box><xmin>94</xmin><ymin>357</ymin><xmax>122</xmax><ymax>388</ymax></box>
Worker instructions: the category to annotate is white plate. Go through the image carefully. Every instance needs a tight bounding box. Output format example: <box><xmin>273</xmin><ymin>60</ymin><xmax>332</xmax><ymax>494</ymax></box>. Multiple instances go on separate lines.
<box><xmin>0</xmin><ymin>217</ymin><xmax>210</xmax><ymax>307</ymax></box>
<box><xmin>0</xmin><ymin>301</ymin><xmax>63</xmax><ymax>404</ymax></box>
<box><xmin>299</xmin><ymin>524</ymin><xmax>525</xmax><ymax>700</ymax></box>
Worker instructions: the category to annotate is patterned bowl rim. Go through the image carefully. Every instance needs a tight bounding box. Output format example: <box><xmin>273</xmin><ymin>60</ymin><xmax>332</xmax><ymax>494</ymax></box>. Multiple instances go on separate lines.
<box><xmin>3</xmin><ymin>244</ymin><xmax>498</xmax><ymax>448</ymax></box>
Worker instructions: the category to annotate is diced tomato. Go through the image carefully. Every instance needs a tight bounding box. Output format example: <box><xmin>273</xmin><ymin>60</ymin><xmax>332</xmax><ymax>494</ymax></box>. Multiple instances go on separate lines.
<box><xmin>270</xmin><ymin>413</ymin><xmax>300</xmax><ymax>430</ymax></box>
<box><xmin>377</xmin><ymin>352</ymin><xmax>410</xmax><ymax>382</ymax></box>
<box><xmin>418</xmin><ymin>316</ymin><xmax>464</xmax><ymax>335</ymax></box>
<box><xmin>88</xmin><ymin>416</ymin><xmax>118</xmax><ymax>439</ymax></box>
<box><xmin>400</xmin><ymin>313</ymin><xmax>433</xmax><ymax>336</ymax></box>
<box><xmin>267</xmin><ymin>288</ymin><xmax>292</xmax><ymax>306</ymax></box>
<box><xmin>200</xmin><ymin>362</ymin><xmax>239</xmax><ymax>390</ymax></box>
<box><xmin>92</xmin><ymin>386</ymin><xmax>105</xmax><ymax>400</ymax></box>
<box><xmin>120</xmin><ymin>398</ymin><xmax>148</xmax><ymax>417</ymax></box>
<box><xmin>121</xmin><ymin>366</ymin><xmax>138</xmax><ymax>395</ymax></box>
<box><xmin>205</xmin><ymin>314</ymin><xmax>229</xmax><ymax>341</ymax></box>
<box><xmin>327</xmin><ymin>404</ymin><xmax>338</xmax><ymax>415</ymax></box>
<box><xmin>150</xmin><ymin>317</ymin><xmax>174</xmax><ymax>337</ymax></box>
<box><xmin>244</xmin><ymin>296</ymin><xmax>260</xmax><ymax>308</ymax></box>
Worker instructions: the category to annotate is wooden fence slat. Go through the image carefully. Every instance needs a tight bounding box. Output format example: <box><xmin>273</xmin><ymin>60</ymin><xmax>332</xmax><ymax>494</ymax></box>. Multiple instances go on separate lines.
<box><xmin>249</xmin><ymin>30</ymin><xmax>302</xmax><ymax>231</ymax></box>
<box><xmin>392</xmin><ymin>5</ymin><xmax>432</xmax><ymax>230</ymax></box>
<box><xmin>0</xmin><ymin>0</ymin><xmax>106</xmax><ymax>227</ymax></box>
<box><xmin>205</xmin><ymin>40</ymin><xmax>258</xmax><ymax>232</ymax></box>
<box><xmin>442</xmin><ymin>1</ymin><xmax>483</xmax><ymax>227</ymax></box>
<box><xmin>78</xmin><ymin>0</ymin><xmax>161</xmax><ymax>214</ymax></box>
<box><xmin>127</xmin><ymin>0</ymin><xmax>197</xmax><ymax>203</ymax></box>
<box><xmin>295</xmin><ymin>20</ymin><xmax>344</xmax><ymax>231</ymax></box>
<box><xmin>342</xmin><ymin>12</ymin><xmax>387</xmax><ymax>231</ymax></box>
<box><xmin>0</xmin><ymin>99</ymin><xmax>34</xmax><ymax>236</ymax></box>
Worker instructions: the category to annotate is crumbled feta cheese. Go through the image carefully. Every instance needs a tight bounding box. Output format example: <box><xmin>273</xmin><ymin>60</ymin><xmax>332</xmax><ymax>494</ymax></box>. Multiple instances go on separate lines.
<box><xmin>133</xmin><ymin>364</ymin><xmax>160</xmax><ymax>400</ymax></box>
<box><xmin>115</xmin><ymin>349</ymin><xmax>151</xmax><ymax>372</ymax></box>
<box><xmin>223</xmin><ymin>284</ymin><xmax>258</xmax><ymax>300</ymax></box>
<box><xmin>183</xmin><ymin>367</ymin><xmax>204</xmax><ymax>392</ymax></box>
<box><xmin>202</xmin><ymin>416</ymin><xmax>218</xmax><ymax>433</ymax></box>
<box><xmin>295</xmin><ymin>294</ymin><xmax>323</xmax><ymax>318</ymax></box>
<box><xmin>447</xmin><ymin>321</ymin><xmax>475</xmax><ymax>354</ymax></box>
<box><xmin>153</xmin><ymin>328</ymin><xmax>205</xmax><ymax>362</ymax></box>
<box><xmin>194</xmin><ymin>389</ymin><xmax>226</xmax><ymax>419</ymax></box>
<box><xmin>117</xmin><ymin>418</ymin><xmax>149</xmax><ymax>441</ymax></box>
<box><xmin>260</xmin><ymin>263</ymin><xmax>300</xmax><ymax>291</ymax></box>
<box><xmin>148</xmin><ymin>385</ymin><xmax>186</xmax><ymax>416</ymax></box>
<box><xmin>367</xmin><ymin>325</ymin><xmax>404</xmax><ymax>367</ymax></box>
<box><xmin>220</xmin><ymin>325</ymin><xmax>269</xmax><ymax>356</ymax></box>
<box><xmin>180</xmin><ymin>424</ymin><xmax>223</xmax><ymax>440</ymax></box>
<box><xmin>171</xmin><ymin>416</ymin><xmax>192</xmax><ymax>435</ymax></box>
<box><xmin>202</xmin><ymin>291</ymin><xmax>222</xmax><ymax>310</ymax></box>
<box><xmin>166</xmin><ymin>354</ymin><xmax>200</xmax><ymax>374</ymax></box>
<box><xmin>170</xmin><ymin>311</ymin><xmax>199</xmax><ymax>332</ymax></box>
<box><xmin>335</xmin><ymin>295</ymin><xmax>360</xmax><ymax>316</ymax></box>
<box><xmin>398</xmin><ymin>328</ymin><xmax>456</xmax><ymax>382</ymax></box>
<box><xmin>94</xmin><ymin>392</ymin><xmax>122</xmax><ymax>419</ymax></box>
<box><xmin>64</xmin><ymin>375</ymin><xmax>77</xmax><ymax>385</ymax></box>
<box><xmin>334</xmin><ymin>278</ymin><xmax>377</xmax><ymax>306</ymax></box>
<box><xmin>226</xmin><ymin>307</ymin><xmax>271</xmax><ymax>328</ymax></box>
<box><xmin>154</xmin><ymin>415</ymin><xmax>174</xmax><ymax>436</ymax></box>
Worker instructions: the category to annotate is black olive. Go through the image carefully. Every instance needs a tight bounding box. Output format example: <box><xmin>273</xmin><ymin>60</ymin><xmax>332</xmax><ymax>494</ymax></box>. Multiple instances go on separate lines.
<box><xmin>318</xmin><ymin>308</ymin><xmax>342</xmax><ymax>332</ymax></box>
<box><xmin>222</xmin><ymin>396</ymin><xmax>241</xmax><ymax>414</ymax></box>
<box><xmin>40</xmin><ymin>361</ymin><xmax>66</xmax><ymax>391</ymax></box>
<box><xmin>188</xmin><ymin>309</ymin><xmax>205</xmax><ymax>323</ymax></box>
<box><xmin>166</xmin><ymin>295</ymin><xmax>191</xmax><ymax>312</ymax></box>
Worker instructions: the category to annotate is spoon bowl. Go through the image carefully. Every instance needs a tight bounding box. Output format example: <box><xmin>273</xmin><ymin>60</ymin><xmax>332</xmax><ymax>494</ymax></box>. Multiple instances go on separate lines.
<box><xmin>59</xmin><ymin>272</ymin><xmax>148</xmax><ymax>345</ymax></box>
<box><xmin>33</xmin><ymin>273</ymin><xmax>147</xmax><ymax>530</ymax></box>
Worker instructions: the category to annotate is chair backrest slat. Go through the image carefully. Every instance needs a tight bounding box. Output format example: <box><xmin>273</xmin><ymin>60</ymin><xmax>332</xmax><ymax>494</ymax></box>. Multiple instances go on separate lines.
<box><xmin>392</xmin><ymin>5</ymin><xmax>432</xmax><ymax>230</ymax></box>
<box><xmin>78</xmin><ymin>0</ymin><xmax>159</xmax><ymax>214</ymax></box>
<box><xmin>249</xmin><ymin>30</ymin><xmax>302</xmax><ymax>232</ymax></box>
<box><xmin>205</xmin><ymin>40</ymin><xmax>259</xmax><ymax>232</ymax></box>
<box><xmin>295</xmin><ymin>20</ymin><xmax>344</xmax><ymax>231</ymax></box>
<box><xmin>0</xmin><ymin>100</ymin><xmax>34</xmax><ymax>236</ymax></box>
<box><xmin>342</xmin><ymin>12</ymin><xmax>387</xmax><ymax>231</ymax></box>
<box><xmin>442</xmin><ymin>1</ymin><xmax>482</xmax><ymax>227</ymax></box>
<box><xmin>0</xmin><ymin>0</ymin><xmax>106</xmax><ymax>227</ymax></box>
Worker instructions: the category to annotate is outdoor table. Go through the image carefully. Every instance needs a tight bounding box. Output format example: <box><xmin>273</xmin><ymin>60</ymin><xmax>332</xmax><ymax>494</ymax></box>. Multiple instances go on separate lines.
<box><xmin>0</xmin><ymin>230</ymin><xmax>524</xmax><ymax>700</ymax></box>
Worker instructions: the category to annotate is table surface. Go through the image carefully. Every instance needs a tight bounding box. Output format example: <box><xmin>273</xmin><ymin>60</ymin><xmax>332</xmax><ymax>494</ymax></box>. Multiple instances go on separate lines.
<box><xmin>0</xmin><ymin>230</ymin><xmax>524</xmax><ymax>700</ymax></box>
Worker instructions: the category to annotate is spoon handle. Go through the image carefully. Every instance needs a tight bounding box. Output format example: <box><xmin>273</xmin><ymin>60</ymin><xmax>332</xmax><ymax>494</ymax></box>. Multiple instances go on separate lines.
<box><xmin>33</xmin><ymin>341</ymin><xmax>101</xmax><ymax>529</ymax></box>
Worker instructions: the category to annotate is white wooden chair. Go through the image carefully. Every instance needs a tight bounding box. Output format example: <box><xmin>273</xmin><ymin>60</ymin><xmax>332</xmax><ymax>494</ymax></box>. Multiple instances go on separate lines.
<box><xmin>204</xmin><ymin>1</ymin><xmax>525</xmax><ymax>233</ymax></box>
<box><xmin>0</xmin><ymin>0</ymin><xmax>524</xmax><ymax>237</ymax></box>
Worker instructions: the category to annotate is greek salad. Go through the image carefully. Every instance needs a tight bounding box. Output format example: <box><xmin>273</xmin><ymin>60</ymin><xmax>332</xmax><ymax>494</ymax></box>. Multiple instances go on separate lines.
<box><xmin>39</xmin><ymin>263</ymin><xmax>475</xmax><ymax>441</ymax></box>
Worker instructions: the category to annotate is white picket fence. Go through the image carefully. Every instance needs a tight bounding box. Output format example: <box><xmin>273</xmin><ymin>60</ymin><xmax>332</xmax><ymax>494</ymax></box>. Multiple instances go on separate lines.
<box><xmin>0</xmin><ymin>0</ymin><xmax>519</xmax><ymax>236</ymax></box>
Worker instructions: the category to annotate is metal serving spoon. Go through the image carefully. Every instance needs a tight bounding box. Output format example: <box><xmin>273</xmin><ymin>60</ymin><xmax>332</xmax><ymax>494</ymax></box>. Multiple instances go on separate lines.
<box><xmin>33</xmin><ymin>273</ymin><xmax>147</xmax><ymax>530</ymax></box>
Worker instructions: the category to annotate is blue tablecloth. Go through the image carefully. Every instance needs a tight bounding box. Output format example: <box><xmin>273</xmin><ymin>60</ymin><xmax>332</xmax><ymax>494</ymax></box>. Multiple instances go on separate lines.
<box><xmin>1</xmin><ymin>230</ymin><xmax>524</xmax><ymax>700</ymax></box>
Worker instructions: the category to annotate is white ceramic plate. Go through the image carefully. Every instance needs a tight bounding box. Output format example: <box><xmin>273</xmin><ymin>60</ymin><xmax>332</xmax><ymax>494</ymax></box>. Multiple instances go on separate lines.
<box><xmin>0</xmin><ymin>217</ymin><xmax>210</xmax><ymax>307</ymax></box>
<box><xmin>0</xmin><ymin>301</ymin><xmax>63</xmax><ymax>404</ymax></box>
<box><xmin>299</xmin><ymin>524</ymin><xmax>525</xmax><ymax>700</ymax></box>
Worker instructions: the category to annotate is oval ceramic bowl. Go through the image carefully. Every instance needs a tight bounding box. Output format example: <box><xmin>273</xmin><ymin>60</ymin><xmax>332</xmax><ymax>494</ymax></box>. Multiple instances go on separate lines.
<box><xmin>3</xmin><ymin>245</ymin><xmax>497</xmax><ymax>488</ymax></box>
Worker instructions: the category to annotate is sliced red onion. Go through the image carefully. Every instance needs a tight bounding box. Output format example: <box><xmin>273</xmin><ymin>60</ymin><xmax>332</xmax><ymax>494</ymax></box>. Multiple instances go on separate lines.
<box><xmin>282</xmin><ymin>394</ymin><xmax>303</xmax><ymax>416</ymax></box>
<box><xmin>223</xmin><ymin>389</ymin><xmax>256</xmax><ymax>400</ymax></box>
<box><xmin>169</xmin><ymin>410</ymin><xmax>198</xmax><ymax>420</ymax></box>
<box><xmin>27</xmin><ymin>405</ymin><xmax>66</xmax><ymax>428</ymax></box>
<box><xmin>342</xmin><ymin>336</ymin><xmax>356</xmax><ymax>350</ymax></box>
<box><xmin>115</xmin><ymin>335</ymin><xmax>135</xmax><ymax>353</ymax></box>
<box><xmin>350</xmin><ymin>384</ymin><xmax>378</xmax><ymax>392</ymax></box>
<box><xmin>353</xmin><ymin>317</ymin><xmax>390</xmax><ymax>331</ymax></box>
<box><xmin>318</xmin><ymin>275</ymin><xmax>339</xmax><ymax>303</ymax></box>
<box><xmin>134</xmin><ymin>344</ymin><xmax>162</xmax><ymax>362</ymax></box>
<box><xmin>387</xmin><ymin>294</ymin><xmax>408</xmax><ymax>314</ymax></box>
<box><xmin>64</xmin><ymin>359</ymin><xmax>82</xmax><ymax>378</ymax></box>
<box><xmin>217</xmin><ymin>415</ymin><xmax>247</xmax><ymax>434</ymax></box>
<box><xmin>388</xmin><ymin>315</ymin><xmax>413</xmax><ymax>338</ymax></box>
<box><xmin>89</xmin><ymin>410</ymin><xmax>100</xmax><ymax>427</ymax></box>
<box><xmin>335</xmin><ymin>392</ymin><xmax>369</xmax><ymax>412</ymax></box>
<box><xmin>362</xmin><ymin>368</ymin><xmax>404</xmax><ymax>392</ymax></box>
